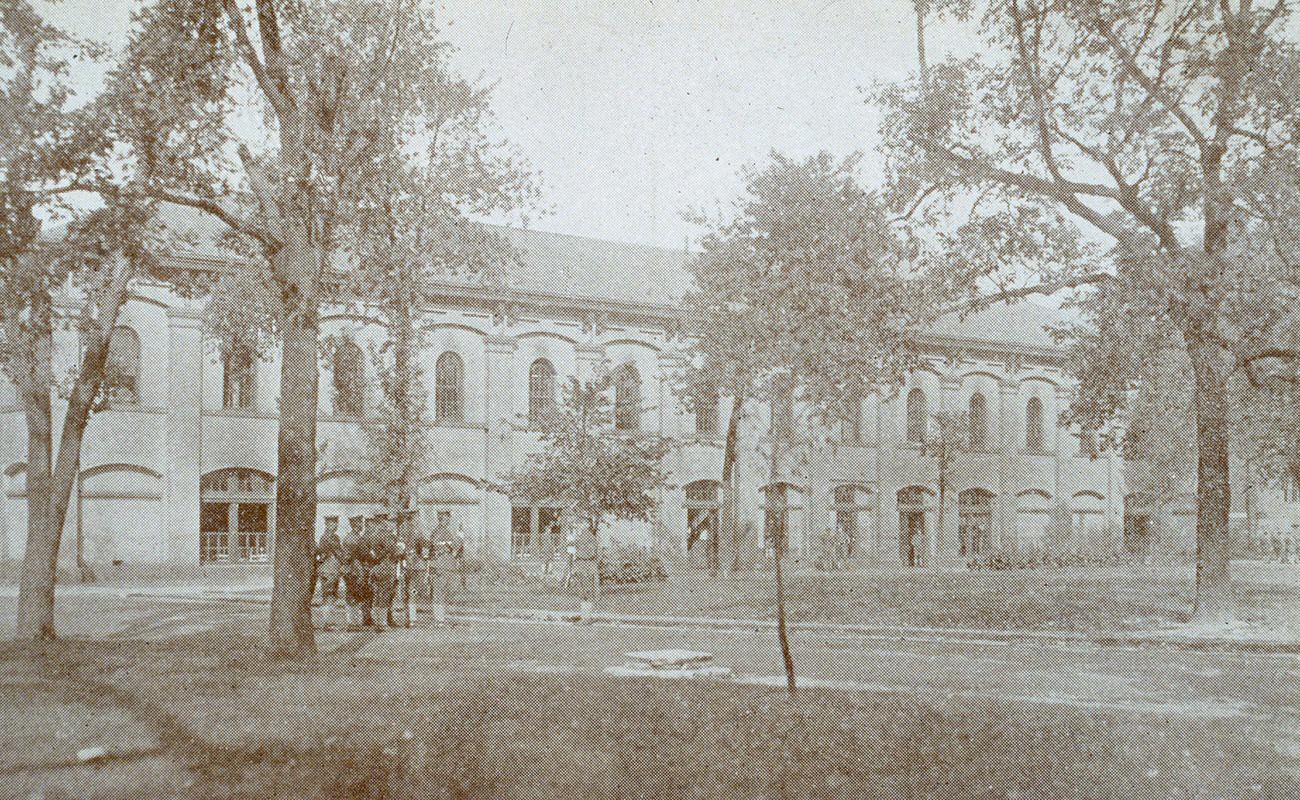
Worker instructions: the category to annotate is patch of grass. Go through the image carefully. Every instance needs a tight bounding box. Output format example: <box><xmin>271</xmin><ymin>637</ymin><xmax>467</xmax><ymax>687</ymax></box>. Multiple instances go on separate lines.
<box><xmin>461</xmin><ymin>563</ymin><xmax>1300</xmax><ymax>634</ymax></box>
<box><xmin>0</xmin><ymin>636</ymin><xmax>1294</xmax><ymax>799</ymax></box>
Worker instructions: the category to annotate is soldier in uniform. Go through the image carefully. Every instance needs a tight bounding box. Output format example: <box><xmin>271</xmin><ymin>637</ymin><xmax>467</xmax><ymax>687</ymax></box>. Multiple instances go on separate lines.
<box><xmin>342</xmin><ymin>516</ymin><xmax>369</xmax><ymax>630</ymax></box>
<box><xmin>369</xmin><ymin>517</ymin><xmax>400</xmax><ymax>628</ymax></box>
<box><xmin>430</xmin><ymin>511</ymin><xmax>455</xmax><ymax>625</ymax></box>
<box><xmin>401</xmin><ymin>522</ymin><xmax>430</xmax><ymax>628</ymax></box>
<box><xmin>315</xmin><ymin>520</ymin><xmax>344</xmax><ymax>631</ymax></box>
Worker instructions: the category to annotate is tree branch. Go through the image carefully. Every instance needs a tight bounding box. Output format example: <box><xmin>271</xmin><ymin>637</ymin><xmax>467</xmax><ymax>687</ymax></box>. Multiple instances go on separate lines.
<box><xmin>954</xmin><ymin>270</ymin><xmax>1115</xmax><ymax>315</ymax></box>
<box><xmin>67</xmin><ymin>181</ymin><xmax>279</xmax><ymax>252</ymax></box>
<box><xmin>222</xmin><ymin>0</ymin><xmax>292</xmax><ymax>118</ymax></box>
<box><xmin>1092</xmin><ymin>15</ymin><xmax>1210</xmax><ymax>151</ymax></box>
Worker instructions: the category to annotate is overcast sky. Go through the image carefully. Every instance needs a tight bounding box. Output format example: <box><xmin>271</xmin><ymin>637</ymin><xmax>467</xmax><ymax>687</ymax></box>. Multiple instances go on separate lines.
<box><xmin>48</xmin><ymin>0</ymin><xmax>955</xmax><ymax>250</ymax></box>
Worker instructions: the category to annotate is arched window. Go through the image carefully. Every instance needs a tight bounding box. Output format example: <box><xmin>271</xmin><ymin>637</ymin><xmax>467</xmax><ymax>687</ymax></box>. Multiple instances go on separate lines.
<box><xmin>614</xmin><ymin>363</ymin><xmax>640</xmax><ymax>431</ymax></box>
<box><xmin>906</xmin><ymin>387</ymin><xmax>927</xmax><ymax>444</ymax></box>
<box><xmin>968</xmin><ymin>392</ymin><xmax>988</xmax><ymax>450</ymax></box>
<box><xmin>434</xmin><ymin>351</ymin><xmax>465</xmax><ymax>423</ymax></box>
<box><xmin>105</xmin><ymin>326</ymin><xmax>140</xmax><ymax>404</ymax></box>
<box><xmin>528</xmin><ymin>358</ymin><xmax>557</xmax><ymax>428</ymax></box>
<box><xmin>694</xmin><ymin>384</ymin><xmax>720</xmax><ymax>436</ymax></box>
<box><xmin>223</xmin><ymin>343</ymin><xmax>255</xmax><ymax>410</ymax></box>
<box><xmin>332</xmin><ymin>338</ymin><xmax>365</xmax><ymax>417</ymax></box>
<box><xmin>1025</xmin><ymin>396</ymin><xmax>1044</xmax><ymax>452</ymax></box>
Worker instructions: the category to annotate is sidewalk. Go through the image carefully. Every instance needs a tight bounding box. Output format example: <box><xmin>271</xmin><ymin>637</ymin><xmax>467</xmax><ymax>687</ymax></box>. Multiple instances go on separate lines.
<box><xmin>444</xmin><ymin>604</ymin><xmax>1300</xmax><ymax>655</ymax></box>
<box><xmin>95</xmin><ymin>581</ymin><xmax>1300</xmax><ymax>654</ymax></box>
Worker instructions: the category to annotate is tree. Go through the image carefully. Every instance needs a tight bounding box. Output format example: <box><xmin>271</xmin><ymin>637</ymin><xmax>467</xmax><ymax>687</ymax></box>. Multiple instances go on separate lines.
<box><xmin>877</xmin><ymin>0</ymin><xmax>1300</xmax><ymax>619</ymax></box>
<box><xmin>91</xmin><ymin>0</ymin><xmax>529</xmax><ymax>654</ymax></box>
<box><xmin>682</xmin><ymin>152</ymin><xmax>932</xmax><ymax>697</ymax></box>
<box><xmin>919</xmin><ymin>410</ymin><xmax>971</xmax><ymax>565</ymax></box>
<box><xmin>507</xmin><ymin>375</ymin><xmax>672</xmax><ymax>608</ymax></box>
<box><xmin>0</xmin><ymin>1</ymin><xmax>179</xmax><ymax>639</ymax></box>
<box><xmin>683</xmin><ymin>152</ymin><xmax>928</xmax><ymax>572</ymax></box>
<box><xmin>345</xmin><ymin>145</ymin><xmax>533</xmax><ymax>548</ymax></box>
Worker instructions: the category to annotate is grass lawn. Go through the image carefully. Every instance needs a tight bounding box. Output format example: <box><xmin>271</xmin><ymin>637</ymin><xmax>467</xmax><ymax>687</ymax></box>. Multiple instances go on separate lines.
<box><xmin>461</xmin><ymin>561</ymin><xmax>1300</xmax><ymax>634</ymax></box>
<box><xmin>1</xmin><ymin>631</ymin><xmax>1295</xmax><ymax>799</ymax></box>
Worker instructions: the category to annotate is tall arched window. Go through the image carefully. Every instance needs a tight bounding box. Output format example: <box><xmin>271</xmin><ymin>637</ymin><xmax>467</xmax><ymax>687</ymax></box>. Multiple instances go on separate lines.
<box><xmin>528</xmin><ymin>358</ymin><xmax>557</xmax><ymax>428</ymax></box>
<box><xmin>435</xmin><ymin>351</ymin><xmax>465</xmax><ymax>423</ymax></box>
<box><xmin>223</xmin><ymin>343</ymin><xmax>255</xmax><ymax>410</ymax></box>
<box><xmin>906</xmin><ymin>387</ymin><xmax>927</xmax><ymax>444</ymax></box>
<box><xmin>105</xmin><ymin>326</ymin><xmax>140</xmax><ymax>404</ymax></box>
<box><xmin>614</xmin><ymin>363</ymin><xmax>640</xmax><ymax>431</ymax></box>
<box><xmin>968</xmin><ymin>392</ymin><xmax>988</xmax><ymax>450</ymax></box>
<box><xmin>694</xmin><ymin>384</ymin><xmax>720</xmax><ymax>436</ymax></box>
<box><xmin>332</xmin><ymin>338</ymin><xmax>365</xmax><ymax>417</ymax></box>
<box><xmin>1025</xmin><ymin>396</ymin><xmax>1045</xmax><ymax>452</ymax></box>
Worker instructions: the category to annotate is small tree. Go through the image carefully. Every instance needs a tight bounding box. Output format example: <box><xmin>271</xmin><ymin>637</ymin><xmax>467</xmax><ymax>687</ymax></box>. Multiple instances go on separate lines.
<box><xmin>919</xmin><ymin>410</ymin><xmax>970</xmax><ymax>565</ymax></box>
<box><xmin>507</xmin><ymin>376</ymin><xmax>671</xmax><ymax>609</ymax></box>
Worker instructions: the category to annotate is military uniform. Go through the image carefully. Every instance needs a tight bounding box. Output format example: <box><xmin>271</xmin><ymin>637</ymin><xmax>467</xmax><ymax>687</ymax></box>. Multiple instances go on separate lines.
<box><xmin>430</xmin><ymin>517</ymin><xmax>456</xmax><ymax>624</ymax></box>
<box><xmin>342</xmin><ymin>525</ymin><xmax>370</xmax><ymax>630</ymax></box>
<box><xmin>370</xmin><ymin>535</ymin><xmax>400</xmax><ymax>628</ymax></box>
<box><xmin>315</xmin><ymin>530</ymin><xmax>344</xmax><ymax>630</ymax></box>
<box><xmin>402</xmin><ymin>534</ymin><xmax>431</xmax><ymax>626</ymax></box>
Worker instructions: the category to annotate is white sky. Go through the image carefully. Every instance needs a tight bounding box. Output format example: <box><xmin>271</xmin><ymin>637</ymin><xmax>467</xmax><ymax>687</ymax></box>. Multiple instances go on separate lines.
<box><xmin>46</xmin><ymin>0</ymin><xmax>963</xmax><ymax>250</ymax></box>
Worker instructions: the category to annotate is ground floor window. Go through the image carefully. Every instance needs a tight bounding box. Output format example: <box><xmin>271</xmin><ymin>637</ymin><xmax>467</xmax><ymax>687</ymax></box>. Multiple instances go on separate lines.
<box><xmin>897</xmin><ymin>486</ymin><xmax>932</xmax><ymax>567</ymax></box>
<box><xmin>511</xmin><ymin>504</ymin><xmax>564</xmax><ymax>558</ymax></box>
<box><xmin>763</xmin><ymin>483</ymin><xmax>800</xmax><ymax>555</ymax></box>
<box><xmin>958</xmin><ymin>488</ymin><xmax>995</xmax><ymax>557</ymax></box>
<box><xmin>1123</xmin><ymin>493</ymin><xmax>1153</xmax><ymax>555</ymax></box>
<box><xmin>832</xmin><ymin>485</ymin><xmax>873</xmax><ymax>558</ymax></box>
<box><xmin>684</xmin><ymin>480</ymin><xmax>720</xmax><ymax>552</ymax></box>
<box><xmin>200</xmin><ymin>469</ymin><xmax>273</xmax><ymax>563</ymax></box>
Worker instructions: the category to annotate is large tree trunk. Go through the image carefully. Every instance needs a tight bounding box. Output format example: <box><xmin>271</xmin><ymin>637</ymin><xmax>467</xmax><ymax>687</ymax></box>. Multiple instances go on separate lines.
<box><xmin>267</xmin><ymin>241</ymin><xmax>322</xmax><ymax>657</ymax></box>
<box><xmin>1187</xmin><ymin>332</ymin><xmax>1233</xmax><ymax>621</ymax></box>
<box><xmin>15</xmin><ymin>307</ymin><xmax>56</xmax><ymax>640</ymax></box>
<box><xmin>718</xmin><ymin>394</ymin><xmax>743</xmax><ymax>575</ymax></box>
<box><xmin>48</xmin><ymin>255</ymin><xmax>133</xmax><ymax>584</ymax></box>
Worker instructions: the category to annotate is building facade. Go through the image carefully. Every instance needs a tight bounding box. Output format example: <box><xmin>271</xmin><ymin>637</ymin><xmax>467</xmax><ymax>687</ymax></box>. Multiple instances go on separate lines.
<box><xmin>1</xmin><ymin>222</ymin><xmax>1231</xmax><ymax>570</ymax></box>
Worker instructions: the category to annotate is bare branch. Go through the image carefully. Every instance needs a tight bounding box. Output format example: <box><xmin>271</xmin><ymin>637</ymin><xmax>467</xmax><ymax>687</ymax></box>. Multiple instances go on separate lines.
<box><xmin>1092</xmin><ymin>15</ymin><xmax>1210</xmax><ymax>150</ymax></box>
<box><xmin>955</xmin><ymin>270</ymin><xmax>1115</xmax><ymax>314</ymax></box>
<box><xmin>221</xmin><ymin>0</ymin><xmax>292</xmax><ymax>118</ymax></box>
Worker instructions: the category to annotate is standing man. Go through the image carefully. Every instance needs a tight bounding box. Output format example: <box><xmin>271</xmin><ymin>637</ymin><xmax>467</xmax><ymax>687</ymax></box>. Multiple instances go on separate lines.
<box><xmin>430</xmin><ymin>511</ymin><xmax>454</xmax><ymax>625</ymax></box>
<box><xmin>401</xmin><ymin>512</ymin><xmax>429</xmax><ymax>627</ymax></box>
<box><xmin>342</xmin><ymin>516</ymin><xmax>368</xmax><ymax>630</ymax></box>
<box><xmin>315</xmin><ymin>518</ymin><xmax>343</xmax><ymax>631</ymax></box>
<box><xmin>573</xmin><ymin>525</ymin><xmax>599</xmax><ymax>623</ymax></box>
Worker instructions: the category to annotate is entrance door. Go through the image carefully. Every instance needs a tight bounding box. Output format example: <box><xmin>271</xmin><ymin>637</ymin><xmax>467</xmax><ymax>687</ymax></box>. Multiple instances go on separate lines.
<box><xmin>900</xmin><ymin>511</ymin><xmax>925</xmax><ymax>566</ymax></box>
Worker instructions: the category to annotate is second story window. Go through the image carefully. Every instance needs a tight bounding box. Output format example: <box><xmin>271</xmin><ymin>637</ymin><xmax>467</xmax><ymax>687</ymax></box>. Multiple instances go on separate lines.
<box><xmin>435</xmin><ymin>351</ymin><xmax>465</xmax><ymax>423</ymax></box>
<box><xmin>332</xmin><ymin>338</ymin><xmax>365</xmax><ymax>417</ymax></box>
<box><xmin>968</xmin><ymin>392</ymin><xmax>988</xmax><ymax>450</ymax></box>
<box><xmin>906</xmin><ymin>387</ymin><xmax>927</xmax><ymax>444</ymax></box>
<box><xmin>694</xmin><ymin>384</ymin><xmax>720</xmax><ymax>436</ymax></box>
<box><xmin>223</xmin><ymin>343</ymin><xmax>256</xmax><ymax>410</ymax></box>
<box><xmin>614</xmin><ymin>363</ymin><xmax>641</xmax><ymax>431</ymax></box>
<box><xmin>1025</xmin><ymin>396</ymin><xmax>1045</xmax><ymax>452</ymax></box>
<box><xmin>104</xmin><ymin>325</ymin><xmax>140</xmax><ymax>404</ymax></box>
<box><xmin>528</xmin><ymin>358</ymin><xmax>558</xmax><ymax>428</ymax></box>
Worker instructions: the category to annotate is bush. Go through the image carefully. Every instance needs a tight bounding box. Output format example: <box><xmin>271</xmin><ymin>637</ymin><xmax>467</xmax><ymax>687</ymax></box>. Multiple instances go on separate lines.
<box><xmin>599</xmin><ymin>544</ymin><xmax>668</xmax><ymax>586</ymax></box>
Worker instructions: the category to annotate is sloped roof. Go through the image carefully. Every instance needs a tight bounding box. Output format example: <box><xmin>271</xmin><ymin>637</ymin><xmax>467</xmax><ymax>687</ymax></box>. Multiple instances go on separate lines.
<box><xmin>142</xmin><ymin>203</ymin><xmax>1067</xmax><ymax>351</ymax></box>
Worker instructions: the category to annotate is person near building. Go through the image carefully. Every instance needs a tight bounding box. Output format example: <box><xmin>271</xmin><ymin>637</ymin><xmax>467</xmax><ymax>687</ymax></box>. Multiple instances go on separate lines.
<box><xmin>573</xmin><ymin>525</ymin><xmax>599</xmax><ymax>623</ymax></box>
<box><xmin>342</xmin><ymin>516</ymin><xmax>369</xmax><ymax>630</ymax></box>
<box><xmin>402</xmin><ymin>520</ymin><xmax>430</xmax><ymax>627</ymax></box>
<box><xmin>430</xmin><ymin>512</ymin><xmax>455</xmax><ymax>625</ymax></box>
<box><xmin>369</xmin><ymin>521</ymin><xmax>400</xmax><ymax>629</ymax></box>
<box><xmin>315</xmin><ymin>523</ymin><xmax>344</xmax><ymax>631</ymax></box>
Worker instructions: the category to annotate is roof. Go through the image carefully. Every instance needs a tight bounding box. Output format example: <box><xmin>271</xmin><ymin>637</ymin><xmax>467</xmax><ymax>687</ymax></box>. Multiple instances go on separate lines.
<box><xmin>140</xmin><ymin>203</ymin><xmax>1070</xmax><ymax>352</ymax></box>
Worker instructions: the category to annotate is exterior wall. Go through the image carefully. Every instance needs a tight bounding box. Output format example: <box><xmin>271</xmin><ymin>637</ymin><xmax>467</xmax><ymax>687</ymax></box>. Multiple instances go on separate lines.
<box><xmin>8</xmin><ymin>260</ymin><xmax>1289</xmax><ymax>571</ymax></box>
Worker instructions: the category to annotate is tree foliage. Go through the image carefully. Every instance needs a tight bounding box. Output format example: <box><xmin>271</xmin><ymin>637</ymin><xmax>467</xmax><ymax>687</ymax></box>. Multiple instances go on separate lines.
<box><xmin>508</xmin><ymin>376</ymin><xmax>671</xmax><ymax>539</ymax></box>
<box><xmin>876</xmin><ymin>0</ymin><xmax>1300</xmax><ymax>617</ymax></box>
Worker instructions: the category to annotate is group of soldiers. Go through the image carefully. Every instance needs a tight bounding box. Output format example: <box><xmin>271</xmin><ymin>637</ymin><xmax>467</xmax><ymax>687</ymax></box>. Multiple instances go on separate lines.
<box><xmin>313</xmin><ymin>512</ymin><xmax>464</xmax><ymax>630</ymax></box>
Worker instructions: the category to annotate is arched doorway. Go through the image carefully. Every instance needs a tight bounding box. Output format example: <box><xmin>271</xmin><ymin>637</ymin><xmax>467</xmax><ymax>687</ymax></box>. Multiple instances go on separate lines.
<box><xmin>897</xmin><ymin>486</ymin><xmax>933</xmax><ymax>566</ymax></box>
<box><xmin>200</xmin><ymin>468</ymin><xmax>274</xmax><ymax>563</ymax></box>
<box><xmin>762</xmin><ymin>483</ymin><xmax>803</xmax><ymax>556</ymax></box>
<box><xmin>684</xmin><ymin>480</ymin><xmax>720</xmax><ymax>561</ymax></box>
<box><xmin>958</xmin><ymin>488</ymin><xmax>995</xmax><ymax>557</ymax></box>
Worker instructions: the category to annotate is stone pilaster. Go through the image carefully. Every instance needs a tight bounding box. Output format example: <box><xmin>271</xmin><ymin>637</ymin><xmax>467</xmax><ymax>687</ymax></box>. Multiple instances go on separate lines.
<box><xmin>995</xmin><ymin>380</ymin><xmax>1020</xmax><ymax>552</ymax></box>
<box><xmin>482</xmin><ymin>333</ymin><xmax>518</xmax><ymax>561</ymax></box>
<box><xmin>165</xmin><ymin>308</ymin><xmax>204</xmax><ymax>564</ymax></box>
